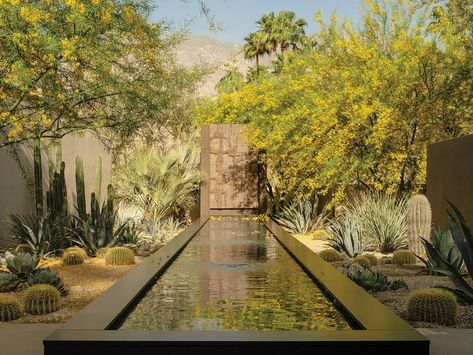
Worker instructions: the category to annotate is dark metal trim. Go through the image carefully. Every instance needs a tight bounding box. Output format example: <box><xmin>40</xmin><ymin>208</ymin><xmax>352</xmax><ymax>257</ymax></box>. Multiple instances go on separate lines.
<box><xmin>44</xmin><ymin>217</ymin><xmax>429</xmax><ymax>355</ymax></box>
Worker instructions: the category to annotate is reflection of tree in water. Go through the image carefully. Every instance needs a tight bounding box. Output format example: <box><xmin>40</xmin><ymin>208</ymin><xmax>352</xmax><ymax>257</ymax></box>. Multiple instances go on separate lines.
<box><xmin>121</xmin><ymin>220</ymin><xmax>349</xmax><ymax>331</ymax></box>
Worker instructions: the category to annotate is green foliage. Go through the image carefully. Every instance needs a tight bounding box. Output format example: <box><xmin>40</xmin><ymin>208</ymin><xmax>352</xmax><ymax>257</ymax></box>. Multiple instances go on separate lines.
<box><xmin>392</xmin><ymin>250</ymin><xmax>417</xmax><ymax>265</ymax></box>
<box><xmin>0</xmin><ymin>296</ymin><xmax>22</xmax><ymax>322</ymax></box>
<box><xmin>114</xmin><ymin>144</ymin><xmax>201</xmax><ymax>223</ymax></box>
<box><xmin>63</xmin><ymin>252</ymin><xmax>84</xmax><ymax>266</ymax></box>
<box><xmin>143</xmin><ymin>216</ymin><xmax>182</xmax><ymax>244</ymax></box>
<box><xmin>407</xmin><ymin>195</ymin><xmax>432</xmax><ymax>255</ymax></box>
<box><xmin>0</xmin><ymin>272</ymin><xmax>20</xmax><ymax>292</ymax></box>
<box><xmin>363</xmin><ymin>254</ymin><xmax>378</xmax><ymax>266</ymax></box>
<box><xmin>346</xmin><ymin>191</ymin><xmax>408</xmax><ymax>253</ymax></box>
<box><xmin>318</xmin><ymin>249</ymin><xmax>343</xmax><ymax>263</ymax></box>
<box><xmin>348</xmin><ymin>268</ymin><xmax>407</xmax><ymax>292</ymax></box>
<box><xmin>354</xmin><ymin>255</ymin><xmax>371</xmax><ymax>269</ymax></box>
<box><xmin>328</xmin><ymin>213</ymin><xmax>366</xmax><ymax>258</ymax></box>
<box><xmin>5</xmin><ymin>253</ymin><xmax>39</xmax><ymax>280</ymax></box>
<box><xmin>275</xmin><ymin>197</ymin><xmax>328</xmax><ymax>235</ymax></box>
<box><xmin>105</xmin><ymin>247</ymin><xmax>135</xmax><ymax>266</ymax></box>
<box><xmin>425</xmin><ymin>201</ymin><xmax>473</xmax><ymax>304</ymax></box>
<box><xmin>119</xmin><ymin>222</ymin><xmax>141</xmax><ymax>245</ymax></box>
<box><xmin>27</xmin><ymin>268</ymin><xmax>68</xmax><ymax>296</ymax></box>
<box><xmin>24</xmin><ymin>284</ymin><xmax>60</xmax><ymax>315</ymax></box>
<box><xmin>216</xmin><ymin>67</ymin><xmax>245</xmax><ymax>94</ymax></box>
<box><xmin>418</xmin><ymin>229</ymin><xmax>463</xmax><ymax>274</ymax></box>
<box><xmin>407</xmin><ymin>288</ymin><xmax>457</xmax><ymax>325</ymax></box>
<box><xmin>0</xmin><ymin>0</ymin><xmax>200</xmax><ymax>149</ymax></box>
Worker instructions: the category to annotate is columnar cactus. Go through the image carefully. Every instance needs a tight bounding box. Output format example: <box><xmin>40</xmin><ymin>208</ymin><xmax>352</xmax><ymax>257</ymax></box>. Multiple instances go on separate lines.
<box><xmin>105</xmin><ymin>247</ymin><xmax>135</xmax><ymax>266</ymax></box>
<box><xmin>63</xmin><ymin>251</ymin><xmax>84</xmax><ymax>266</ymax></box>
<box><xmin>24</xmin><ymin>284</ymin><xmax>60</xmax><ymax>315</ymax></box>
<box><xmin>407</xmin><ymin>195</ymin><xmax>432</xmax><ymax>255</ymax></box>
<box><xmin>319</xmin><ymin>249</ymin><xmax>343</xmax><ymax>263</ymax></box>
<box><xmin>0</xmin><ymin>296</ymin><xmax>22</xmax><ymax>321</ymax></box>
<box><xmin>392</xmin><ymin>250</ymin><xmax>417</xmax><ymax>265</ymax></box>
<box><xmin>407</xmin><ymin>288</ymin><xmax>457</xmax><ymax>325</ymax></box>
<box><xmin>75</xmin><ymin>156</ymin><xmax>87</xmax><ymax>220</ymax></box>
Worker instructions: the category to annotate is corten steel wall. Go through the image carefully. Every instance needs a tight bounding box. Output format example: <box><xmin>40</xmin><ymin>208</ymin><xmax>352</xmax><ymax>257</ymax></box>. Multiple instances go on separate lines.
<box><xmin>427</xmin><ymin>134</ymin><xmax>473</xmax><ymax>229</ymax></box>
<box><xmin>200</xmin><ymin>124</ymin><xmax>259</xmax><ymax>216</ymax></box>
<box><xmin>0</xmin><ymin>132</ymin><xmax>112</xmax><ymax>247</ymax></box>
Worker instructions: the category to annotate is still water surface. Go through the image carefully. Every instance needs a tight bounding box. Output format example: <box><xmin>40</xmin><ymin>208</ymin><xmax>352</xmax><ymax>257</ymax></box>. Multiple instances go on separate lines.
<box><xmin>121</xmin><ymin>220</ymin><xmax>350</xmax><ymax>331</ymax></box>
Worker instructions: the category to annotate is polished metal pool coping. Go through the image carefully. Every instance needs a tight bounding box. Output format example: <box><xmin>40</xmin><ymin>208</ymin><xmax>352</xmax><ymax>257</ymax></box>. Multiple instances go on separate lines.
<box><xmin>44</xmin><ymin>217</ymin><xmax>429</xmax><ymax>355</ymax></box>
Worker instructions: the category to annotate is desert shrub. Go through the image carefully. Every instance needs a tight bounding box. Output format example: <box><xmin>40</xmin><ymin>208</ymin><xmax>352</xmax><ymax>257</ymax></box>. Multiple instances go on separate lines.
<box><xmin>407</xmin><ymin>288</ymin><xmax>457</xmax><ymax>325</ymax></box>
<box><xmin>346</xmin><ymin>191</ymin><xmax>407</xmax><ymax>253</ymax></box>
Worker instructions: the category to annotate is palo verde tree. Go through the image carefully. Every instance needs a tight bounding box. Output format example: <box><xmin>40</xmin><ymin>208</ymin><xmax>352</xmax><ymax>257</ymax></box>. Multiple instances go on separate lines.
<box><xmin>0</xmin><ymin>0</ymin><xmax>200</xmax><ymax>150</ymax></box>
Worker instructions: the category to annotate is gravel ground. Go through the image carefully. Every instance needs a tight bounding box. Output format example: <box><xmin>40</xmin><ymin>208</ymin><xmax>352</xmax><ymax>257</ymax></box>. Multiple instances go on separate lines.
<box><xmin>5</xmin><ymin>256</ymin><xmax>143</xmax><ymax>324</ymax></box>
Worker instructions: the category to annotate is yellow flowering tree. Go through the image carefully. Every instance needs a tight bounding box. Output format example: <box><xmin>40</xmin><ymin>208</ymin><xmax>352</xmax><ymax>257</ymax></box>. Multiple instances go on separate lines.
<box><xmin>0</xmin><ymin>0</ymin><xmax>199</xmax><ymax>149</ymax></box>
<box><xmin>196</xmin><ymin>0</ymin><xmax>473</xmax><ymax>201</ymax></box>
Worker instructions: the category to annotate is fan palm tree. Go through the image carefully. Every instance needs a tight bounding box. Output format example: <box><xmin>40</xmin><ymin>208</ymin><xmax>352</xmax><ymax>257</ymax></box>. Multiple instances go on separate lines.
<box><xmin>274</xmin><ymin>11</ymin><xmax>308</xmax><ymax>52</ymax></box>
<box><xmin>215</xmin><ymin>67</ymin><xmax>244</xmax><ymax>94</ymax></box>
<box><xmin>243</xmin><ymin>31</ymin><xmax>270</xmax><ymax>74</ymax></box>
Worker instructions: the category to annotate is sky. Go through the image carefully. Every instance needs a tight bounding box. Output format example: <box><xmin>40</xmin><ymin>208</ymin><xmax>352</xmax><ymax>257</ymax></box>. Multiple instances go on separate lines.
<box><xmin>151</xmin><ymin>0</ymin><xmax>362</xmax><ymax>44</ymax></box>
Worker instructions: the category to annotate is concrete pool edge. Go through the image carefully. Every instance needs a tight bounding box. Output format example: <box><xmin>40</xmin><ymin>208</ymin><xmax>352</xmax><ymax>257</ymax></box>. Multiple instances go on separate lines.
<box><xmin>44</xmin><ymin>216</ymin><xmax>429</xmax><ymax>355</ymax></box>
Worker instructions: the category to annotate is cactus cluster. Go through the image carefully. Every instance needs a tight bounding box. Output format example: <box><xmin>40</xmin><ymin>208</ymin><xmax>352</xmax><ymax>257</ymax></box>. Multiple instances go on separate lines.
<box><xmin>0</xmin><ymin>296</ymin><xmax>22</xmax><ymax>322</ymax></box>
<box><xmin>96</xmin><ymin>247</ymin><xmax>110</xmax><ymax>259</ymax></box>
<box><xmin>407</xmin><ymin>195</ymin><xmax>432</xmax><ymax>256</ymax></box>
<box><xmin>63</xmin><ymin>251</ymin><xmax>84</xmax><ymax>266</ymax></box>
<box><xmin>64</xmin><ymin>247</ymin><xmax>88</xmax><ymax>259</ymax></box>
<box><xmin>319</xmin><ymin>249</ymin><xmax>343</xmax><ymax>263</ymax></box>
<box><xmin>105</xmin><ymin>247</ymin><xmax>135</xmax><ymax>266</ymax></box>
<box><xmin>14</xmin><ymin>244</ymin><xmax>34</xmax><ymax>255</ymax></box>
<box><xmin>392</xmin><ymin>250</ymin><xmax>417</xmax><ymax>265</ymax></box>
<box><xmin>363</xmin><ymin>254</ymin><xmax>378</xmax><ymax>266</ymax></box>
<box><xmin>407</xmin><ymin>288</ymin><xmax>457</xmax><ymax>325</ymax></box>
<box><xmin>354</xmin><ymin>255</ymin><xmax>371</xmax><ymax>268</ymax></box>
<box><xmin>24</xmin><ymin>284</ymin><xmax>60</xmax><ymax>315</ymax></box>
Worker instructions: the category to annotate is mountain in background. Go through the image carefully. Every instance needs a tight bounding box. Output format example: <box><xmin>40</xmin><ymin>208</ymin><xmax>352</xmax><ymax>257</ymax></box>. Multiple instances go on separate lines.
<box><xmin>175</xmin><ymin>35</ymin><xmax>264</xmax><ymax>97</ymax></box>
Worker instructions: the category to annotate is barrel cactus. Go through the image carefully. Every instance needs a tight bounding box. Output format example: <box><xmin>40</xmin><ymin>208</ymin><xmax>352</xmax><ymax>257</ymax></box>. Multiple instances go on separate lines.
<box><xmin>64</xmin><ymin>247</ymin><xmax>87</xmax><ymax>259</ymax></box>
<box><xmin>354</xmin><ymin>255</ymin><xmax>371</xmax><ymax>268</ymax></box>
<box><xmin>0</xmin><ymin>296</ymin><xmax>22</xmax><ymax>321</ymax></box>
<box><xmin>105</xmin><ymin>247</ymin><xmax>135</xmax><ymax>266</ymax></box>
<box><xmin>319</xmin><ymin>249</ymin><xmax>343</xmax><ymax>263</ymax></box>
<box><xmin>63</xmin><ymin>251</ymin><xmax>84</xmax><ymax>266</ymax></box>
<box><xmin>392</xmin><ymin>250</ymin><xmax>417</xmax><ymax>265</ymax></box>
<box><xmin>96</xmin><ymin>247</ymin><xmax>110</xmax><ymax>259</ymax></box>
<box><xmin>407</xmin><ymin>288</ymin><xmax>457</xmax><ymax>325</ymax></box>
<box><xmin>15</xmin><ymin>244</ymin><xmax>34</xmax><ymax>255</ymax></box>
<box><xmin>407</xmin><ymin>195</ymin><xmax>432</xmax><ymax>255</ymax></box>
<box><xmin>24</xmin><ymin>284</ymin><xmax>60</xmax><ymax>315</ymax></box>
<box><xmin>28</xmin><ymin>268</ymin><xmax>68</xmax><ymax>296</ymax></box>
<box><xmin>363</xmin><ymin>254</ymin><xmax>378</xmax><ymax>266</ymax></box>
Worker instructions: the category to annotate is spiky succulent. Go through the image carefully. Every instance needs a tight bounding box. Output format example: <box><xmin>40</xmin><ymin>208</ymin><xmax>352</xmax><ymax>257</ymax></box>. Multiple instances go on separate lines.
<box><xmin>0</xmin><ymin>272</ymin><xmax>21</xmax><ymax>292</ymax></box>
<box><xmin>63</xmin><ymin>251</ymin><xmax>84</xmax><ymax>266</ymax></box>
<box><xmin>0</xmin><ymin>296</ymin><xmax>22</xmax><ymax>321</ymax></box>
<box><xmin>348</xmin><ymin>268</ymin><xmax>407</xmax><ymax>292</ymax></box>
<box><xmin>5</xmin><ymin>253</ymin><xmax>39</xmax><ymax>280</ymax></box>
<box><xmin>24</xmin><ymin>284</ymin><xmax>60</xmax><ymax>315</ymax></box>
<box><xmin>105</xmin><ymin>247</ymin><xmax>135</xmax><ymax>265</ymax></box>
<box><xmin>64</xmin><ymin>247</ymin><xmax>87</xmax><ymax>259</ymax></box>
<box><xmin>407</xmin><ymin>288</ymin><xmax>457</xmax><ymax>325</ymax></box>
<box><xmin>274</xmin><ymin>198</ymin><xmax>328</xmax><ymax>235</ymax></box>
<box><xmin>328</xmin><ymin>212</ymin><xmax>366</xmax><ymax>258</ymax></box>
<box><xmin>28</xmin><ymin>268</ymin><xmax>68</xmax><ymax>296</ymax></box>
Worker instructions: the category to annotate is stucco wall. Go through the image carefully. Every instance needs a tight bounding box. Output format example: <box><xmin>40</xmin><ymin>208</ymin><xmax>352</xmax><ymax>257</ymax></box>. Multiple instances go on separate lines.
<box><xmin>427</xmin><ymin>134</ymin><xmax>473</xmax><ymax>230</ymax></box>
<box><xmin>0</xmin><ymin>132</ymin><xmax>111</xmax><ymax>247</ymax></box>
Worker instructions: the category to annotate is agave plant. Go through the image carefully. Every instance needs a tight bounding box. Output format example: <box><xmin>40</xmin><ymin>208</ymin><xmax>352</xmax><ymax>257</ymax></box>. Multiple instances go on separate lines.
<box><xmin>348</xmin><ymin>268</ymin><xmax>407</xmax><ymax>292</ymax></box>
<box><xmin>417</xmin><ymin>229</ymin><xmax>463</xmax><ymax>274</ymax></box>
<box><xmin>425</xmin><ymin>201</ymin><xmax>473</xmax><ymax>304</ymax></box>
<box><xmin>118</xmin><ymin>222</ymin><xmax>141</xmax><ymax>245</ymax></box>
<box><xmin>5</xmin><ymin>253</ymin><xmax>40</xmax><ymax>280</ymax></box>
<box><xmin>345</xmin><ymin>191</ymin><xmax>407</xmax><ymax>253</ymax></box>
<box><xmin>0</xmin><ymin>272</ymin><xmax>21</xmax><ymax>292</ymax></box>
<box><xmin>274</xmin><ymin>197</ymin><xmax>328</xmax><ymax>235</ymax></box>
<box><xmin>142</xmin><ymin>214</ymin><xmax>182</xmax><ymax>244</ymax></box>
<box><xmin>328</xmin><ymin>212</ymin><xmax>366</xmax><ymax>258</ymax></box>
<box><xmin>28</xmin><ymin>268</ymin><xmax>68</xmax><ymax>296</ymax></box>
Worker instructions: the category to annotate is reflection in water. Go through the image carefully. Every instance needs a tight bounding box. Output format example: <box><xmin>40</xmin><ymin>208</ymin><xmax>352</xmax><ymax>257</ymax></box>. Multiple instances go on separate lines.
<box><xmin>121</xmin><ymin>220</ymin><xmax>350</xmax><ymax>331</ymax></box>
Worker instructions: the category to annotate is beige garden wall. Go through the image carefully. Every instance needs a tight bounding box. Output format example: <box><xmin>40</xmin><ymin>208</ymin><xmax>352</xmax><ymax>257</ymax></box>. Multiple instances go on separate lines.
<box><xmin>0</xmin><ymin>132</ymin><xmax>111</xmax><ymax>247</ymax></box>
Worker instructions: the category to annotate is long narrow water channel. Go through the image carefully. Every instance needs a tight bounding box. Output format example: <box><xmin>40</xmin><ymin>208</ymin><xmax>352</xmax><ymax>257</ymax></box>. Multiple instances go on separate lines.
<box><xmin>120</xmin><ymin>219</ymin><xmax>350</xmax><ymax>331</ymax></box>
